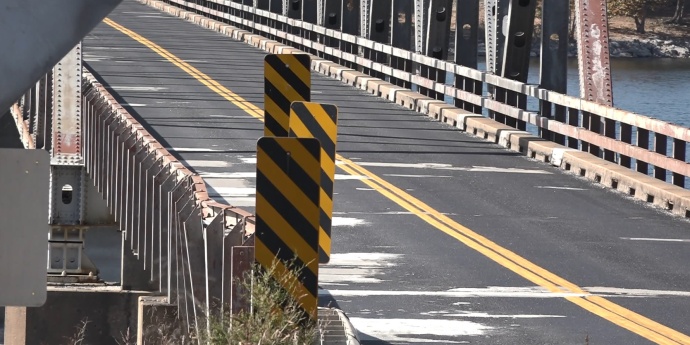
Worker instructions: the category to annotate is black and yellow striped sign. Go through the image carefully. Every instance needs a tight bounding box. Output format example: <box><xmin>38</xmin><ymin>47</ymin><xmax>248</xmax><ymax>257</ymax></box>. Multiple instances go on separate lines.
<box><xmin>255</xmin><ymin>136</ymin><xmax>321</xmax><ymax>320</ymax></box>
<box><xmin>264</xmin><ymin>54</ymin><xmax>311</xmax><ymax>137</ymax></box>
<box><xmin>289</xmin><ymin>101</ymin><xmax>338</xmax><ymax>264</ymax></box>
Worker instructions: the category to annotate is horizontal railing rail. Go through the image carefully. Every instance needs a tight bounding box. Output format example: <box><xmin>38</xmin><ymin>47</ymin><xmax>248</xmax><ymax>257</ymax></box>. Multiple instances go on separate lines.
<box><xmin>160</xmin><ymin>0</ymin><xmax>690</xmax><ymax>188</ymax></box>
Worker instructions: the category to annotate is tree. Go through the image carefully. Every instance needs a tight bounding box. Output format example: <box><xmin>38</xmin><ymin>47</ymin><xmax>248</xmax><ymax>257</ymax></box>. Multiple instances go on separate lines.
<box><xmin>666</xmin><ymin>0</ymin><xmax>688</xmax><ymax>23</ymax></box>
<box><xmin>608</xmin><ymin>0</ymin><xmax>670</xmax><ymax>33</ymax></box>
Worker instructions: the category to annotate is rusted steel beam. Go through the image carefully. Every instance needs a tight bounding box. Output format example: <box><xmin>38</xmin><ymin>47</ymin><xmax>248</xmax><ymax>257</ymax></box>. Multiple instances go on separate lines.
<box><xmin>575</xmin><ymin>0</ymin><xmax>615</xmax><ymax>160</ymax></box>
<box><xmin>52</xmin><ymin>44</ymin><xmax>83</xmax><ymax>164</ymax></box>
<box><xmin>11</xmin><ymin>103</ymin><xmax>35</xmax><ymax>149</ymax></box>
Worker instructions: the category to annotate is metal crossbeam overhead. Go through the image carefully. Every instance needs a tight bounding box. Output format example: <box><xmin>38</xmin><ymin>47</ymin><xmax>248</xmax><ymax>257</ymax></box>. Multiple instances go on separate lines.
<box><xmin>0</xmin><ymin>0</ymin><xmax>122</xmax><ymax>114</ymax></box>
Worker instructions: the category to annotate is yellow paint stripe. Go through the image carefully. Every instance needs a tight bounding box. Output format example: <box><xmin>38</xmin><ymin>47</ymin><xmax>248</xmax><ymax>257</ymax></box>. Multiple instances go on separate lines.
<box><xmin>104</xmin><ymin>18</ymin><xmax>690</xmax><ymax>344</ymax></box>
<box><xmin>289</xmin><ymin>111</ymin><xmax>336</xmax><ymax>255</ymax></box>
<box><xmin>322</xmin><ymin>151</ymin><xmax>336</xmax><ymax>180</ymax></box>
<box><xmin>304</xmin><ymin>103</ymin><xmax>338</xmax><ymax>143</ymax></box>
<box><xmin>289</xmin><ymin>112</ymin><xmax>337</xmax><ymax>180</ymax></box>
<box><xmin>256</xmin><ymin>193</ymin><xmax>319</xmax><ymax>275</ymax></box>
<box><xmin>103</xmin><ymin>18</ymin><xmax>264</xmax><ymax>120</ymax></box>
<box><xmin>275</xmin><ymin>139</ymin><xmax>321</xmax><ymax>183</ymax></box>
<box><xmin>257</xmin><ymin>147</ymin><xmax>320</xmax><ymax>219</ymax></box>
<box><xmin>265</xmin><ymin>62</ymin><xmax>307</xmax><ymax>107</ymax></box>
<box><xmin>336</xmin><ymin>156</ymin><xmax>688</xmax><ymax>344</ymax></box>
<box><xmin>264</xmin><ymin>96</ymin><xmax>289</xmax><ymax>125</ymax></box>
<box><xmin>280</xmin><ymin>54</ymin><xmax>311</xmax><ymax>89</ymax></box>
<box><xmin>255</xmin><ymin>240</ymin><xmax>318</xmax><ymax>318</ymax></box>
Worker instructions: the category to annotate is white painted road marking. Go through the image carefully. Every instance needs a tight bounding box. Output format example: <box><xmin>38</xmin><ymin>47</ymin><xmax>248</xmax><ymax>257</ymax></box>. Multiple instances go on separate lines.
<box><xmin>320</xmin><ymin>286</ymin><xmax>690</xmax><ymax>298</ymax></box>
<box><xmin>182</xmin><ymin>160</ymin><xmax>229</xmax><ymax>167</ymax></box>
<box><xmin>166</xmin><ymin>147</ymin><xmax>231</xmax><ymax>152</ymax></box>
<box><xmin>209</xmin><ymin>114</ymin><xmax>253</xmax><ymax>118</ymax></box>
<box><xmin>421</xmin><ymin>310</ymin><xmax>566</xmax><ymax>318</ymax></box>
<box><xmin>107</xmin><ymin>86</ymin><xmax>168</xmax><ymax>91</ymax></box>
<box><xmin>334</xmin><ymin>211</ymin><xmax>456</xmax><ymax>216</ymax></box>
<box><xmin>321</xmin><ymin>287</ymin><xmax>587</xmax><ymax>298</ymax></box>
<box><xmin>350</xmin><ymin>318</ymin><xmax>491</xmax><ymax>343</ymax></box>
<box><xmin>196</xmin><ymin>172</ymin><xmax>368</xmax><ymax>180</ymax></box>
<box><xmin>385</xmin><ymin>173</ymin><xmax>453</xmax><ymax>178</ymax></box>
<box><xmin>331</xmin><ymin>217</ymin><xmax>368</xmax><ymax>227</ymax></box>
<box><xmin>354</xmin><ymin>162</ymin><xmax>551</xmax><ymax>174</ymax></box>
<box><xmin>207</xmin><ymin>187</ymin><xmax>255</xmax><ymax>197</ymax></box>
<box><xmin>320</xmin><ymin>253</ymin><xmax>400</xmax><ymax>285</ymax></box>
<box><xmin>199</xmin><ymin>172</ymin><xmax>255</xmax><ymax>178</ymax></box>
<box><xmin>239</xmin><ymin>157</ymin><xmax>257</xmax><ymax>164</ymax></box>
<box><xmin>620</xmin><ymin>237</ymin><xmax>690</xmax><ymax>243</ymax></box>
<box><xmin>535</xmin><ymin>186</ymin><xmax>587</xmax><ymax>191</ymax></box>
<box><xmin>334</xmin><ymin>174</ymin><xmax>369</xmax><ymax>180</ymax></box>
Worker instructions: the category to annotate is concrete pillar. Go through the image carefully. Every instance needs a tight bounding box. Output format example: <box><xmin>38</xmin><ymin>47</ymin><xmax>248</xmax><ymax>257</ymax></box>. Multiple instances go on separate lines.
<box><xmin>4</xmin><ymin>288</ymin><xmax>148</xmax><ymax>345</ymax></box>
<box><xmin>137</xmin><ymin>296</ymin><xmax>180</xmax><ymax>345</ymax></box>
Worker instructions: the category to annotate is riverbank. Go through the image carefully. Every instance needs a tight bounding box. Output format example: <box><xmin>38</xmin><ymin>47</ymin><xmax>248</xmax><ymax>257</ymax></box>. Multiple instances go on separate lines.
<box><xmin>448</xmin><ymin>4</ymin><xmax>690</xmax><ymax>59</ymax></box>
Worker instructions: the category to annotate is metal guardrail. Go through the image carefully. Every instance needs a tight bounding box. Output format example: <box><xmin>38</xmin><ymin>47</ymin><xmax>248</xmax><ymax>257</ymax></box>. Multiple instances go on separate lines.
<box><xmin>10</xmin><ymin>67</ymin><xmax>256</xmax><ymax>333</ymax></box>
<box><xmin>80</xmin><ymin>68</ymin><xmax>255</xmax><ymax>332</ymax></box>
<box><xmin>161</xmin><ymin>0</ymin><xmax>690</xmax><ymax>188</ymax></box>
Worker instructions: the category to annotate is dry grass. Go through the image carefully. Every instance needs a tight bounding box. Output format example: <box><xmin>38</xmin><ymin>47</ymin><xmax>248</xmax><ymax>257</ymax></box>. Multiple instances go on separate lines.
<box><xmin>201</xmin><ymin>259</ymin><xmax>320</xmax><ymax>345</ymax></box>
<box><xmin>66</xmin><ymin>319</ymin><xmax>89</xmax><ymax>345</ymax></box>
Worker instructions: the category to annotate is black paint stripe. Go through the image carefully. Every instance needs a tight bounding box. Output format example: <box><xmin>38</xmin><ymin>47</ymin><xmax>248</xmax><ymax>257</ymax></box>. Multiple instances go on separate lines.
<box><xmin>256</xmin><ymin>170</ymin><xmax>319</xmax><ymax>250</ymax></box>
<box><xmin>260</xmin><ymin>140</ymin><xmax>320</xmax><ymax>206</ymax></box>
<box><xmin>255</xmin><ymin>211</ymin><xmax>318</xmax><ymax>297</ymax></box>
<box><xmin>320</xmin><ymin>168</ymin><xmax>334</xmax><ymax>197</ymax></box>
<box><xmin>264</xmin><ymin>78</ymin><xmax>291</xmax><ymax>136</ymax></box>
<box><xmin>265</xmin><ymin>55</ymin><xmax>311</xmax><ymax>101</ymax></box>
<box><xmin>290</xmin><ymin>103</ymin><xmax>337</xmax><ymax>159</ymax></box>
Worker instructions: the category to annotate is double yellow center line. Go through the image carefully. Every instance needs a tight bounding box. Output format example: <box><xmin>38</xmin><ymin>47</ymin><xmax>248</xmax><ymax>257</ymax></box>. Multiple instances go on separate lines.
<box><xmin>103</xmin><ymin>17</ymin><xmax>690</xmax><ymax>344</ymax></box>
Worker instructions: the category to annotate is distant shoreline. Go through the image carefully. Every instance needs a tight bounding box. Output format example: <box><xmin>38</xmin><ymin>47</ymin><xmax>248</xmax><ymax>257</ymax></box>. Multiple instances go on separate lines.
<box><xmin>448</xmin><ymin>36</ymin><xmax>690</xmax><ymax>59</ymax></box>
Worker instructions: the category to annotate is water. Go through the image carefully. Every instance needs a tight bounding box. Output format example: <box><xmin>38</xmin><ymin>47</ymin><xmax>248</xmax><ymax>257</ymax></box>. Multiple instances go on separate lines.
<box><xmin>470</xmin><ymin>58</ymin><xmax>690</xmax><ymax>128</ymax></box>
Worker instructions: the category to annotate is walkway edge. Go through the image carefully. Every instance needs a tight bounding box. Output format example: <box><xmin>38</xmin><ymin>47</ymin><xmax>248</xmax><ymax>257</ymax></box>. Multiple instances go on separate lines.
<box><xmin>317</xmin><ymin>307</ymin><xmax>361</xmax><ymax>345</ymax></box>
<box><xmin>137</xmin><ymin>0</ymin><xmax>690</xmax><ymax>221</ymax></box>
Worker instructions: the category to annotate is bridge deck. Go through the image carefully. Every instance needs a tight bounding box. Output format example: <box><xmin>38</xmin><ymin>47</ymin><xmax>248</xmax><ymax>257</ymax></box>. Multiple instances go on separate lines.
<box><xmin>84</xmin><ymin>1</ymin><xmax>690</xmax><ymax>343</ymax></box>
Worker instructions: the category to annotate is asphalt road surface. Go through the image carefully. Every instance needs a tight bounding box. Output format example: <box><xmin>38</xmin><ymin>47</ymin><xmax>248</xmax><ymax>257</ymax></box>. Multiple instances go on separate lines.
<box><xmin>81</xmin><ymin>1</ymin><xmax>690</xmax><ymax>343</ymax></box>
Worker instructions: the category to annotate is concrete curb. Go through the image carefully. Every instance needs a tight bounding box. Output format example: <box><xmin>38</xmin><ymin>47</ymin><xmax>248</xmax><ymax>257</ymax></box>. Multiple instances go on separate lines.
<box><xmin>318</xmin><ymin>307</ymin><xmax>360</xmax><ymax>345</ymax></box>
<box><xmin>138</xmin><ymin>0</ymin><xmax>690</xmax><ymax>221</ymax></box>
